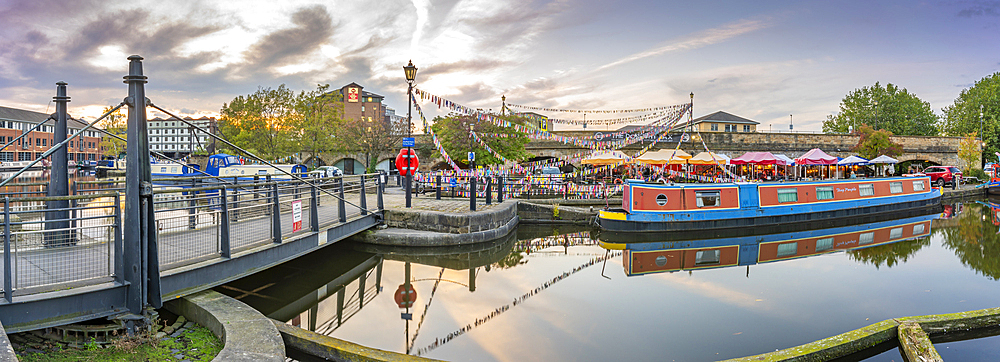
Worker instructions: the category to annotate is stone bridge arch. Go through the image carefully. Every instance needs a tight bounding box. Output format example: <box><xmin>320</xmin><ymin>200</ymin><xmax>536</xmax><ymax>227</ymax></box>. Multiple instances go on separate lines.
<box><xmin>896</xmin><ymin>153</ymin><xmax>945</xmax><ymax>166</ymax></box>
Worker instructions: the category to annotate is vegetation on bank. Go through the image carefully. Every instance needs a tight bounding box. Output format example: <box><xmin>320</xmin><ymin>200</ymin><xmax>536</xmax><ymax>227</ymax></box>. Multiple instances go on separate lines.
<box><xmin>13</xmin><ymin>324</ymin><xmax>221</xmax><ymax>362</ymax></box>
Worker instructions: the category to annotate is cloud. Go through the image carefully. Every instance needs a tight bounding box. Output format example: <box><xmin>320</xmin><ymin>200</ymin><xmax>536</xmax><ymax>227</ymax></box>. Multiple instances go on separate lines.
<box><xmin>240</xmin><ymin>5</ymin><xmax>335</xmax><ymax>71</ymax></box>
<box><xmin>595</xmin><ymin>17</ymin><xmax>774</xmax><ymax>72</ymax></box>
<box><xmin>957</xmin><ymin>1</ymin><xmax>1000</xmax><ymax>17</ymax></box>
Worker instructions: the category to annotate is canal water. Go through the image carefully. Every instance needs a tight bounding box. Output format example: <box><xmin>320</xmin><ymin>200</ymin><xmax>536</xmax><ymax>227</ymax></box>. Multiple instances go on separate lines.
<box><xmin>218</xmin><ymin>200</ymin><xmax>1000</xmax><ymax>362</ymax></box>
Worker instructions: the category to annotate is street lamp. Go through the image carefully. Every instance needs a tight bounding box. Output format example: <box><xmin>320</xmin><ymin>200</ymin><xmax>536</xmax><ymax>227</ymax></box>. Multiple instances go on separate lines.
<box><xmin>981</xmin><ymin>105</ymin><xmax>986</xmax><ymax>167</ymax></box>
<box><xmin>873</xmin><ymin>100</ymin><xmax>879</xmax><ymax>130</ymax></box>
<box><xmin>403</xmin><ymin>60</ymin><xmax>418</xmax><ymax>208</ymax></box>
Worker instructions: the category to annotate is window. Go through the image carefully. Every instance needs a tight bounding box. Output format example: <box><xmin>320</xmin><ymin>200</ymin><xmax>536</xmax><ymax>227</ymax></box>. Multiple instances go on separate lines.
<box><xmin>859</xmin><ymin>232</ymin><xmax>874</xmax><ymax>245</ymax></box>
<box><xmin>777</xmin><ymin>188</ymin><xmax>798</xmax><ymax>203</ymax></box>
<box><xmin>695</xmin><ymin>250</ymin><xmax>721</xmax><ymax>265</ymax></box>
<box><xmin>912</xmin><ymin>180</ymin><xmax>925</xmax><ymax>191</ymax></box>
<box><xmin>711</xmin><ymin>124</ymin><xmax>719</xmax><ymax>131</ymax></box>
<box><xmin>890</xmin><ymin>227</ymin><xmax>903</xmax><ymax>239</ymax></box>
<box><xmin>913</xmin><ymin>224</ymin><xmax>925</xmax><ymax>235</ymax></box>
<box><xmin>695</xmin><ymin>190</ymin><xmax>721</xmax><ymax>207</ymax></box>
<box><xmin>777</xmin><ymin>242</ymin><xmax>798</xmax><ymax>257</ymax></box>
<box><xmin>816</xmin><ymin>187</ymin><xmax>834</xmax><ymax>200</ymax></box>
<box><xmin>890</xmin><ymin>182</ymin><xmax>903</xmax><ymax>194</ymax></box>
<box><xmin>655</xmin><ymin>194</ymin><xmax>668</xmax><ymax>206</ymax></box>
<box><xmin>816</xmin><ymin>237</ymin><xmax>834</xmax><ymax>252</ymax></box>
<box><xmin>859</xmin><ymin>183</ymin><xmax>875</xmax><ymax>196</ymax></box>
<box><xmin>743</xmin><ymin>125</ymin><xmax>751</xmax><ymax>132</ymax></box>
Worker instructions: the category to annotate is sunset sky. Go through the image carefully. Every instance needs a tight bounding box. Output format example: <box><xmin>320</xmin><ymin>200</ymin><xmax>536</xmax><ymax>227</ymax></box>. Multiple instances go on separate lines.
<box><xmin>1</xmin><ymin>0</ymin><xmax>998</xmax><ymax>131</ymax></box>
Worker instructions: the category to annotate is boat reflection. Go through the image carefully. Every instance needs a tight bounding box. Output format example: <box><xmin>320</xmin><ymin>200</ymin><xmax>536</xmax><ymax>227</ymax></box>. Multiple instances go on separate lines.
<box><xmin>600</xmin><ymin>212</ymin><xmax>936</xmax><ymax>276</ymax></box>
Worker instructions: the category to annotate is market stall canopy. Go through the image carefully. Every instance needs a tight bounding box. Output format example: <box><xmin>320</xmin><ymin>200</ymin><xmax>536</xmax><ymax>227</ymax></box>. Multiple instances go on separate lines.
<box><xmin>837</xmin><ymin>155</ymin><xmax>870</xmax><ymax>165</ymax></box>
<box><xmin>869</xmin><ymin>155</ymin><xmax>899</xmax><ymax>164</ymax></box>
<box><xmin>795</xmin><ymin>148</ymin><xmax>838</xmax><ymax>165</ymax></box>
<box><xmin>582</xmin><ymin>150</ymin><xmax>630</xmax><ymax>165</ymax></box>
<box><xmin>688</xmin><ymin>152</ymin><xmax>730</xmax><ymax>165</ymax></box>
<box><xmin>633</xmin><ymin>149</ymin><xmax>691</xmax><ymax>165</ymax></box>
<box><xmin>773</xmin><ymin>154</ymin><xmax>795</xmax><ymax>166</ymax></box>
<box><xmin>731</xmin><ymin>152</ymin><xmax>787</xmax><ymax>165</ymax></box>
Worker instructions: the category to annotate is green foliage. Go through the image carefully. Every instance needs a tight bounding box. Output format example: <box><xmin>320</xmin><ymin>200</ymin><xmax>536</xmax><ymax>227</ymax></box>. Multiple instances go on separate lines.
<box><xmin>429</xmin><ymin>114</ymin><xmax>532</xmax><ymax>168</ymax></box>
<box><xmin>852</xmin><ymin>125</ymin><xmax>903</xmax><ymax>159</ymax></box>
<box><xmin>848</xmin><ymin>237</ymin><xmax>930</xmax><ymax>269</ymax></box>
<box><xmin>958</xmin><ymin>132</ymin><xmax>982</xmax><ymax>172</ymax></box>
<box><xmin>336</xmin><ymin>105</ymin><xmax>402</xmax><ymax>173</ymax></box>
<box><xmin>941</xmin><ymin>72</ymin><xmax>1000</xmax><ymax>163</ymax></box>
<box><xmin>823</xmin><ymin>82</ymin><xmax>939</xmax><ymax>136</ymax></box>
<box><xmin>295</xmin><ymin>84</ymin><xmax>344</xmax><ymax>166</ymax></box>
<box><xmin>219</xmin><ymin>84</ymin><xmax>299</xmax><ymax>161</ymax></box>
<box><xmin>98</xmin><ymin>106</ymin><xmax>127</xmax><ymax>157</ymax></box>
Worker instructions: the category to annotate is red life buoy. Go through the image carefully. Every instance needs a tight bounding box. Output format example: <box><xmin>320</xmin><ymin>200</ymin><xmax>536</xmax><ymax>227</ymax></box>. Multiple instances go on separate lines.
<box><xmin>614</xmin><ymin>178</ymin><xmax>623</xmax><ymax>184</ymax></box>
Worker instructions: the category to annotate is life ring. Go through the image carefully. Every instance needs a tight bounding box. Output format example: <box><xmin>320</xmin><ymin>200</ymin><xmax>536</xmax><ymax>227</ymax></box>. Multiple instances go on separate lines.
<box><xmin>614</xmin><ymin>178</ymin><xmax>623</xmax><ymax>184</ymax></box>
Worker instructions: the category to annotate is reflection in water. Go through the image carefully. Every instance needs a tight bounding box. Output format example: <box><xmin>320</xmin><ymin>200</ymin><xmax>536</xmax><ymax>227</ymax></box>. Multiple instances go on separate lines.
<box><xmin>940</xmin><ymin>200</ymin><xmax>1000</xmax><ymax>280</ymax></box>
<box><xmin>600</xmin><ymin>214</ymin><xmax>935</xmax><ymax>276</ymax></box>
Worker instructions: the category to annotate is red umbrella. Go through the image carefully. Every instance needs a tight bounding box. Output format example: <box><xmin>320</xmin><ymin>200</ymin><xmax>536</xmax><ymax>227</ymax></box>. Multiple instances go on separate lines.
<box><xmin>795</xmin><ymin>148</ymin><xmax>838</xmax><ymax>165</ymax></box>
<box><xmin>730</xmin><ymin>152</ymin><xmax>787</xmax><ymax>165</ymax></box>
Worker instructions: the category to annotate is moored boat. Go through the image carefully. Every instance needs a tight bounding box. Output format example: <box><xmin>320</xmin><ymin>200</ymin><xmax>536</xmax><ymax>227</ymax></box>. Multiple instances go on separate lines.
<box><xmin>598</xmin><ymin>177</ymin><xmax>940</xmax><ymax>233</ymax></box>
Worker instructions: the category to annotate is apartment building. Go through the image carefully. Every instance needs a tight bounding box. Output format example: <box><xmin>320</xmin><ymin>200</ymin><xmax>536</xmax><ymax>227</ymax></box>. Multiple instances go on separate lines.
<box><xmin>0</xmin><ymin>105</ymin><xmax>101</xmax><ymax>162</ymax></box>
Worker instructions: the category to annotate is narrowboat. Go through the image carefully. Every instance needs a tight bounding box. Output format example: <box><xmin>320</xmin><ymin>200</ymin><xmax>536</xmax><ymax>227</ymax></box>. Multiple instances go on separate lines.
<box><xmin>599</xmin><ymin>212</ymin><xmax>936</xmax><ymax>277</ymax></box>
<box><xmin>598</xmin><ymin>177</ymin><xmax>941</xmax><ymax>233</ymax></box>
<box><xmin>0</xmin><ymin>161</ymin><xmax>45</xmax><ymax>171</ymax></box>
<box><xmin>983</xmin><ymin>163</ymin><xmax>1000</xmax><ymax>195</ymax></box>
<box><xmin>204</xmin><ymin>154</ymin><xmax>307</xmax><ymax>180</ymax></box>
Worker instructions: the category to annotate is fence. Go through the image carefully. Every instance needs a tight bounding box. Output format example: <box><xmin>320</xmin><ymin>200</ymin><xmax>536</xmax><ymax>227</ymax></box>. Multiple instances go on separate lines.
<box><xmin>411</xmin><ymin>174</ymin><xmax>624</xmax><ymax>202</ymax></box>
<box><xmin>0</xmin><ymin>173</ymin><xmax>383</xmax><ymax>300</ymax></box>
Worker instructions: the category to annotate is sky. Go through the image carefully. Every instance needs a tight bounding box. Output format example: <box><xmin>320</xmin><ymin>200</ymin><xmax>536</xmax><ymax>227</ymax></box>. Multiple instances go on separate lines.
<box><xmin>1</xmin><ymin>0</ymin><xmax>998</xmax><ymax>132</ymax></box>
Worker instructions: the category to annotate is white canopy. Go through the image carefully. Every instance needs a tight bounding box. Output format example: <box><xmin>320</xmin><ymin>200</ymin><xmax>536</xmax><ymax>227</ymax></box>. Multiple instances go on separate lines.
<box><xmin>838</xmin><ymin>156</ymin><xmax>870</xmax><ymax>165</ymax></box>
<box><xmin>869</xmin><ymin>155</ymin><xmax>899</xmax><ymax>164</ymax></box>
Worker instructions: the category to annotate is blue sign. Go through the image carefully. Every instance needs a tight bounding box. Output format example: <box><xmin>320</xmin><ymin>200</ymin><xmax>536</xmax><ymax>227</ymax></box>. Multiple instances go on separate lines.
<box><xmin>450</xmin><ymin>178</ymin><xmax>458</xmax><ymax>187</ymax></box>
<box><xmin>402</xmin><ymin>137</ymin><xmax>415</xmax><ymax>147</ymax></box>
<box><xmin>468</xmin><ymin>152</ymin><xmax>475</xmax><ymax>162</ymax></box>
<box><xmin>401</xmin><ymin>313</ymin><xmax>412</xmax><ymax>320</ymax></box>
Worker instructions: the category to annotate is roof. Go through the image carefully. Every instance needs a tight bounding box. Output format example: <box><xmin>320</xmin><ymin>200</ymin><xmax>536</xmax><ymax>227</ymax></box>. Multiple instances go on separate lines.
<box><xmin>689</xmin><ymin>111</ymin><xmax>760</xmax><ymax>125</ymax></box>
<box><xmin>0</xmin><ymin>105</ymin><xmax>91</xmax><ymax>129</ymax></box>
<box><xmin>335</xmin><ymin>83</ymin><xmax>384</xmax><ymax>100</ymax></box>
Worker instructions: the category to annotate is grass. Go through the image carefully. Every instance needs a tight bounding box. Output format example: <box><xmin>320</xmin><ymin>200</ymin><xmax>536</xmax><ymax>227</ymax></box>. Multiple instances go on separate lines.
<box><xmin>15</xmin><ymin>325</ymin><xmax>222</xmax><ymax>362</ymax></box>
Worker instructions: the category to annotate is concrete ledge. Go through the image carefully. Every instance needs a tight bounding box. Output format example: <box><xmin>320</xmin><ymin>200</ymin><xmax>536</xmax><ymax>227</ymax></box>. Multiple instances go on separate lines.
<box><xmin>898</xmin><ymin>323</ymin><xmax>942</xmax><ymax>362</ymax></box>
<box><xmin>365</xmin><ymin>215</ymin><xmax>519</xmax><ymax>246</ymax></box>
<box><xmin>164</xmin><ymin>289</ymin><xmax>285</xmax><ymax>362</ymax></box>
<box><xmin>725</xmin><ymin>306</ymin><xmax>1000</xmax><ymax>361</ymax></box>
<box><xmin>273</xmin><ymin>320</ymin><xmax>440</xmax><ymax>361</ymax></box>
<box><xmin>518</xmin><ymin>202</ymin><xmax>597</xmax><ymax>225</ymax></box>
<box><xmin>384</xmin><ymin>200</ymin><xmax>517</xmax><ymax>234</ymax></box>
<box><xmin>0</xmin><ymin>322</ymin><xmax>16</xmax><ymax>362</ymax></box>
<box><xmin>941</xmin><ymin>185</ymin><xmax>984</xmax><ymax>200</ymax></box>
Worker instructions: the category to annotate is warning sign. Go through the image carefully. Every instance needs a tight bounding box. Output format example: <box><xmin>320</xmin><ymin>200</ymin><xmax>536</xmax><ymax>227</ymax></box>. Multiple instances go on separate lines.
<box><xmin>292</xmin><ymin>200</ymin><xmax>302</xmax><ymax>232</ymax></box>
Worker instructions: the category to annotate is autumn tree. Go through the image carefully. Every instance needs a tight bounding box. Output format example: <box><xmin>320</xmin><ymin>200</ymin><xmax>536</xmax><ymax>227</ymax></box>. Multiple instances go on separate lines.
<box><xmin>429</xmin><ymin>114</ymin><xmax>531</xmax><ymax>169</ymax></box>
<box><xmin>98</xmin><ymin>106</ymin><xmax>126</xmax><ymax>157</ymax></box>
<box><xmin>823</xmin><ymin>82</ymin><xmax>938</xmax><ymax>136</ymax></box>
<box><xmin>337</xmin><ymin>113</ymin><xmax>403</xmax><ymax>173</ymax></box>
<box><xmin>957</xmin><ymin>132</ymin><xmax>982</xmax><ymax>174</ymax></box>
<box><xmin>852</xmin><ymin>125</ymin><xmax>902</xmax><ymax>160</ymax></box>
<box><xmin>940</xmin><ymin>72</ymin><xmax>1000</xmax><ymax>165</ymax></box>
<box><xmin>219</xmin><ymin>85</ymin><xmax>298</xmax><ymax>161</ymax></box>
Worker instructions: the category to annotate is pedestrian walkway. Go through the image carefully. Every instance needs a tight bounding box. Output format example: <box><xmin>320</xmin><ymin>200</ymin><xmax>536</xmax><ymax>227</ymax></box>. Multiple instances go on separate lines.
<box><xmin>380</xmin><ymin>188</ymin><xmax>504</xmax><ymax>213</ymax></box>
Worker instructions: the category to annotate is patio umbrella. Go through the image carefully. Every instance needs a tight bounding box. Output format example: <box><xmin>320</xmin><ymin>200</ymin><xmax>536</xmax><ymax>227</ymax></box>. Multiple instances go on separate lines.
<box><xmin>869</xmin><ymin>155</ymin><xmax>899</xmax><ymax>176</ymax></box>
<box><xmin>837</xmin><ymin>156</ymin><xmax>869</xmax><ymax>165</ymax></box>
<box><xmin>730</xmin><ymin>152</ymin><xmax>786</xmax><ymax>165</ymax></box>
<box><xmin>633</xmin><ymin>149</ymin><xmax>692</xmax><ymax>165</ymax></box>
<box><xmin>795</xmin><ymin>148</ymin><xmax>838</xmax><ymax>165</ymax></box>
<box><xmin>582</xmin><ymin>150</ymin><xmax>630</xmax><ymax>166</ymax></box>
<box><xmin>688</xmin><ymin>152</ymin><xmax>730</xmax><ymax>165</ymax></box>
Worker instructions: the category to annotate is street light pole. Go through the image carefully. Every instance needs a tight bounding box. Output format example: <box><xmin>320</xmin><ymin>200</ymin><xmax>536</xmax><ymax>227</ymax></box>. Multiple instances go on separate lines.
<box><xmin>873</xmin><ymin>100</ymin><xmax>879</xmax><ymax>130</ymax></box>
<box><xmin>403</xmin><ymin>60</ymin><xmax>418</xmax><ymax>208</ymax></box>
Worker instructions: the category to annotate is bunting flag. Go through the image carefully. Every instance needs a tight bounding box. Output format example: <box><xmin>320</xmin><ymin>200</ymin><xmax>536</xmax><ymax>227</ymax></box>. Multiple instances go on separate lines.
<box><xmin>413</xmin><ymin>95</ymin><xmax>463</xmax><ymax>172</ymax></box>
<box><xmin>471</xmin><ymin>131</ymin><xmax>526</xmax><ymax>173</ymax></box>
<box><xmin>505</xmin><ymin>102</ymin><xmax>678</xmax><ymax>114</ymax></box>
<box><xmin>511</xmin><ymin>108</ymin><xmax>686</xmax><ymax>126</ymax></box>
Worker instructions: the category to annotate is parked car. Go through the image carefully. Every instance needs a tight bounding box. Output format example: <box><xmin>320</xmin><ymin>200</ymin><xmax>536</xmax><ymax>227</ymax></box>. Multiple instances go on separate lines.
<box><xmin>922</xmin><ymin>166</ymin><xmax>962</xmax><ymax>187</ymax></box>
<box><xmin>311</xmin><ymin>165</ymin><xmax>342</xmax><ymax>177</ymax></box>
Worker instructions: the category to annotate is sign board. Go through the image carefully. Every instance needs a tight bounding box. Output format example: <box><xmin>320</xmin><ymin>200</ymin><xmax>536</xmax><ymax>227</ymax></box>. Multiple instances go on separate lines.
<box><xmin>593</xmin><ymin>132</ymin><xmax>690</xmax><ymax>142</ymax></box>
<box><xmin>450</xmin><ymin>178</ymin><xmax>458</xmax><ymax>187</ymax></box>
<box><xmin>347</xmin><ymin>87</ymin><xmax>359</xmax><ymax>103</ymax></box>
<box><xmin>468</xmin><ymin>152</ymin><xmax>475</xmax><ymax>162</ymax></box>
<box><xmin>402</xmin><ymin>137</ymin><xmax>415</xmax><ymax>147</ymax></box>
<box><xmin>401</xmin><ymin>313</ymin><xmax>412</xmax><ymax>320</ymax></box>
<box><xmin>291</xmin><ymin>200</ymin><xmax>302</xmax><ymax>232</ymax></box>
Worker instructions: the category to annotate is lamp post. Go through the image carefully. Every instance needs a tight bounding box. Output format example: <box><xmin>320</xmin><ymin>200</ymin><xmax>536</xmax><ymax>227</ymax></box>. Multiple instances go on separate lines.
<box><xmin>982</xmin><ymin>105</ymin><xmax>986</xmax><ymax>167</ymax></box>
<box><xmin>873</xmin><ymin>100</ymin><xmax>879</xmax><ymax>130</ymax></box>
<box><xmin>403</xmin><ymin>60</ymin><xmax>417</xmax><ymax>208</ymax></box>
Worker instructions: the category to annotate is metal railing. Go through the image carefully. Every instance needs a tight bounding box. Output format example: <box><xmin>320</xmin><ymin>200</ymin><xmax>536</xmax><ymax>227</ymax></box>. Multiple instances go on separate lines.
<box><xmin>0</xmin><ymin>173</ymin><xmax>384</xmax><ymax>299</ymax></box>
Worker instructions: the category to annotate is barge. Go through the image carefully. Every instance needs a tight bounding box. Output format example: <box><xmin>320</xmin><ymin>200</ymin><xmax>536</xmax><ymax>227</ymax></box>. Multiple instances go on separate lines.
<box><xmin>598</xmin><ymin>177</ymin><xmax>941</xmax><ymax>233</ymax></box>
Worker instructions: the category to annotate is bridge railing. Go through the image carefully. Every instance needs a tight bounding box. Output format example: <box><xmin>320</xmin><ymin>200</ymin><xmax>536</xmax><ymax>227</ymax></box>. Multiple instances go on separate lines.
<box><xmin>2</xmin><ymin>193</ymin><xmax>121</xmax><ymax>301</ymax></box>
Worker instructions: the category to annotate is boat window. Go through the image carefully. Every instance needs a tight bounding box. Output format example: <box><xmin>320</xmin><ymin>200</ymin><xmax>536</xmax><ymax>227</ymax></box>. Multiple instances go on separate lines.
<box><xmin>160</xmin><ymin>167</ymin><xmax>167</xmax><ymax>172</ymax></box>
<box><xmin>695</xmin><ymin>190</ymin><xmax>721</xmax><ymax>207</ymax></box>
<box><xmin>695</xmin><ymin>250</ymin><xmax>721</xmax><ymax>265</ymax></box>
<box><xmin>655</xmin><ymin>194</ymin><xmax>668</xmax><ymax>206</ymax></box>
<box><xmin>890</xmin><ymin>182</ymin><xmax>903</xmax><ymax>194</ymax></box>
<box><xmin>859</xmin><ymin>183</ymin><xmax>875</xmax><ymax>196</ymax></box>
<box><xmin>859</xmin><ymin>232</ymin><xmax>874</xmax><ymax>245</ymax></box>
<box><xmin>777</xmin><ymin>188</ymin><xmax>798</xmax><ymax>203</ymax></box>
<box><xmin>912</xmin><ymin>180</ymin><xmax>925</xmax><ymax>191</ymax></box>
<box><xmin>913</xmin><ymin>224</ymin><xmax>925</xmax><ymax>235</ymax></box>
<box><xmin>776</xmin><ymin>242</ymin><xmax>798</xmax><ymax>257</ymax></box>
<box><xmin>258</xmin><ymin>170</ymin><xmax>268</xmax><ymax>175</ymax></box>
<box><xmin>816</xmin><ymin>187</ymin><xmax>834</xmax><ymax>200</ymax></box>
<box><xmin>890</xmin><ymin>227</ymin><xmax>903</xmax><ymax>239</ymax></box>
<box><xmin>816</xmin><ymin>237</ymin><xmax>834</xmax><ymax>252</ymax></box>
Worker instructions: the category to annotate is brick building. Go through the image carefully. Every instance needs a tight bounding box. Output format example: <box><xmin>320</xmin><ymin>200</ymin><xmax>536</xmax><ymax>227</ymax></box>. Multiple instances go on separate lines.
<box><xmin>0</xmin><ymin>106</ymin><xmax>101</xmax><ymax>163</ymax></box>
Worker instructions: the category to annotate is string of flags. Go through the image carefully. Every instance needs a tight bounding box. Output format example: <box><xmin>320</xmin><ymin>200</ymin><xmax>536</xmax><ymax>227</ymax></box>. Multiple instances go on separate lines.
<box><xmin>506</xmin><ymin>102</ymin><xmax>679</xmax><ymax>114</ymax></box>
<box><xmin>511</xmin><ymin>108</ymin><xmax>686</xmax><ymax>126</ymax></box>
<box><xmin>471</xmin><ymin>131</ymin><xmax>526</xmax><ymax>173</ymax></box>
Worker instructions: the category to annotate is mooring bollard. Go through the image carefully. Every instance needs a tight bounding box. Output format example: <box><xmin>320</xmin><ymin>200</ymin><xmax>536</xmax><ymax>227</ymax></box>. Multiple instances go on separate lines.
<box><xmin>485</xmin><ymin>177</ymin><xmax>492</xmax><ymax>205</ymax></box>
<box><xmin>497</xmin><ymin>177</ymin><xmax>504</xmax><ymax>203</ymax></box>
<box><xmin>470</xmin><ymin>176</ymin><xmax>477</xmax><ymax>211</ymax></box>
<box><xmin>436</xmin><ymin>175</ymin><xmax>441</xmax><ymax>200</ymax></box>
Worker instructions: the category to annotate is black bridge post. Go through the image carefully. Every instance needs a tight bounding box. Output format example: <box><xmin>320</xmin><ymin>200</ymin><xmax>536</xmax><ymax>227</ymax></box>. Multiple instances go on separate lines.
<box><xmin>271</xmin><ymin>181</ymin><xmax>281</xmax><ymax>243</ymax></box>
<box><xmin>338</xmin><ymin>177</ymin><xmax>347</xmax><ymax>223</ymax></box>
<box><xmin>377</xmin><ymin>174</ymin><xmax>384</xmax><ymax>211</ymax></box>
<box><xmin>188</xmin><ymin>179</ymin><xmax>197</xmax><ymax>230</ymax></box>
<box><xmin>44</xmin><ymin>81</ymin><xmax>71</xmax><ymax>247</ymax></box>
<box><xmin>219</xmin><ymin>187</ymin><xmax>231</xmax><ymax>258</ymax></box>
<box><xmin>122</xmin><ymin>55</ymin><xmax>162</xmax><ymax>312</ymax></box>
<box><xmin>310</xmin><ymin>182</ymin><xmax>319</xmax><ymax>232</ymax></box>
<box><xmin>4</xmin><ymin>197</ymin><xmax>11</xmax><ymax>303</ymax></box>
<box><xmin>360</xmin><ymin>175</ymin><xmax>367</xmax><ymax>216</ymax></box>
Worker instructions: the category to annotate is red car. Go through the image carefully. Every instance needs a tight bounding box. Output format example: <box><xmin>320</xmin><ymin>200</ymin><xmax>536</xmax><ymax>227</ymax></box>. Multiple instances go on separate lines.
<box><xmin>922</xmin><ymin>166</ymin><xmax>962</xmax><ymax>187</ymax></box>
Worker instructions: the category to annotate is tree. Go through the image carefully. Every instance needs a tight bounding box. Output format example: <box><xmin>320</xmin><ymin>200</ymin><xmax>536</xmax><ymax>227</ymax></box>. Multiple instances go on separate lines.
<box><xmin>429</xmin><ymin>114</ymin><xmax>531</xmax><ymax>169</ymax></box>
<box><xmin>940</xmin><ymin>72</ymin><xmax>1000</xmax><ymax>164</ymax></box>
<box><xmin>957</xmin><ymin>132</ymin><xmax>982</xmax><ymax>173</ymax></box>
<box><xmin>337</xmin><ymin>113</ymin><xmax>403</xmax><ymax>173</ymax></box>
<box><xmin>823</xmin><ymin>82</ymin><xmax>939</xmax><ymax>136</ymax></box>
<box><xmin>97</xmin><ymin>106</ymin><xmax>126</xmax><ymax>157</ymax></box>
<box><xmin>219</xmin><ymin>85</ymin><xmax>298</xmax><ymax>161</ymax></box>
<box><xmin>852</xmin><ymin>125</ymin><xmax>902</xmax><ymax>159</ymax></box>
<box><xmin>295</xmin><ymin>85</ymin><xmax>343</xmax><ymax>167</ymax></box>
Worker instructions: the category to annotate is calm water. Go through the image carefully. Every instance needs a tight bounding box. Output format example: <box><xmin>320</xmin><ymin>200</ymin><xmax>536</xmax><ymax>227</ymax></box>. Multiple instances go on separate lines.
<box><xmin>219</xmin><ymin>200</ymin><xmax>1000</xmax><ymax>362</ymax></box>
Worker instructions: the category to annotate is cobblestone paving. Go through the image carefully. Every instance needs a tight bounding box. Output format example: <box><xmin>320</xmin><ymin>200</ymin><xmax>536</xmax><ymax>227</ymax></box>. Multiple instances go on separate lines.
<box><xmin>380</xmin><ymin>188</ymin><xmax>504</xmax><ymax>213</ymax></box>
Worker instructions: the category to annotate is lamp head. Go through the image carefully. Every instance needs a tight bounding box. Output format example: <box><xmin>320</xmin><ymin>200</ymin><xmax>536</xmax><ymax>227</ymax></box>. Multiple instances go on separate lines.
<box><xmin>403</xmin><ymin>60</ymin><xmax>417</xmax><ymax>83</ymax></box>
